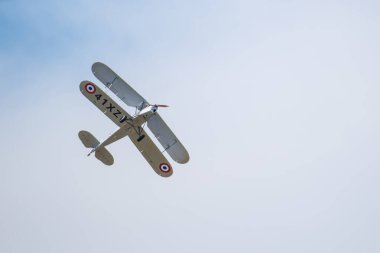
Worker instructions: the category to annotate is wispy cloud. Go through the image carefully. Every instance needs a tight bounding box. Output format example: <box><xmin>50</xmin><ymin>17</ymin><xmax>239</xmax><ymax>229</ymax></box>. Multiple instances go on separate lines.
<box><xmin>1</xmin><ymin>1</ymin><xmax>380</xmax><ymax>252</ymax></box>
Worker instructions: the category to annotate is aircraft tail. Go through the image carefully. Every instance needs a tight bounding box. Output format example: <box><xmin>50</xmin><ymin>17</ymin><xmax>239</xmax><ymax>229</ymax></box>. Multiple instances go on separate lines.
<box><xmin>78</xmin><ymin>130</ymin><xmax>114</xmax><ymax>166</ymax></box>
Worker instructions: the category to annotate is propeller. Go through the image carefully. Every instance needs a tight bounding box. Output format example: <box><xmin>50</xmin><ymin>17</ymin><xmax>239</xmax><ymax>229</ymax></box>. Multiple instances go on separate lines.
<box><xmin>150</xmin><ymin>104</ymin><xmax>169</xmax><ymax>113</ymax></box>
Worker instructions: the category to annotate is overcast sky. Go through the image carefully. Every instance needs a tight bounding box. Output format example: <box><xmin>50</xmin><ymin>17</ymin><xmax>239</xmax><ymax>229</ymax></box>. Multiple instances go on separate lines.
<box><xmin>1</xmin><ymin>0</ymin><xmax>379</xmax><ymax>252</ymax></box>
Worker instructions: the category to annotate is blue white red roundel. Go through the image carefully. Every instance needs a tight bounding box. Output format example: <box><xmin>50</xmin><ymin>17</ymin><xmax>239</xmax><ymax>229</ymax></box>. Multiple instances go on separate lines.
<box><xmin>85</xmin><ymin>83</ymin><xmax>96</xmax><ymax>94</ymax></box>
<box><xmin>159</xmin><ymin>163</ymin><xmax>171</xmax><ymax>173</ymax></box>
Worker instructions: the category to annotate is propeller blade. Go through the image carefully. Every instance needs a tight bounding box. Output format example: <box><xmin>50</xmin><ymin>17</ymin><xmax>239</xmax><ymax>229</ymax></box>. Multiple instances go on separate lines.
<box><xmin>155</xmin><ymin>104</ymin><xmax>169</xmax><ymax>107</ymax></box>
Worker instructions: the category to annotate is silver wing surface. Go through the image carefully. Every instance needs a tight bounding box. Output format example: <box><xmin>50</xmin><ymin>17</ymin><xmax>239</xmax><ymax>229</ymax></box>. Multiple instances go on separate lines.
<box><xmin>147</xmin><ymin>114</ymin><xmax>189</xmax><ymax>164</ymax></box>
<box><xmin>129</xmin><ymin>130</ymin><xmax>173</xmax><ymax>177</ymax></box>
<box><xmin>92</xmin><ymin>62</ymin><xmax>148</xmax><ymax>108</ymax></box>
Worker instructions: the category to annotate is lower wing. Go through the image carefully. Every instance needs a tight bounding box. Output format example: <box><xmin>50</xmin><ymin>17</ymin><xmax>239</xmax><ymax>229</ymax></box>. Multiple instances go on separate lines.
<box><xmin>129</xmin><ymin>129</ymin><xmax>173</xmax><ymax>177</ymax></box>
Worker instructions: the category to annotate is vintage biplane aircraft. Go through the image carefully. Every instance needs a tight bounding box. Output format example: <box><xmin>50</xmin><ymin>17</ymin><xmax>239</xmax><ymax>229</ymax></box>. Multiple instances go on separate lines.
<box><xmin>78</xmin><ymin>62</ymin><xmax>189</xmax><ymax>177</ymax></box>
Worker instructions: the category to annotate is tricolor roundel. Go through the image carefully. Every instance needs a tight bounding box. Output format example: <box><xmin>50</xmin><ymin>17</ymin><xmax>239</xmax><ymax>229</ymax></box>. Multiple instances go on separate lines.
<box><xmin>85</xmin><ymin>83</ymin><xmax>96</xmax><ymax>94</ymax></box>
<box><xmin>159</xmin><ymin>163</ymin><xmax>171</xmax><ymax>173</ymax></box>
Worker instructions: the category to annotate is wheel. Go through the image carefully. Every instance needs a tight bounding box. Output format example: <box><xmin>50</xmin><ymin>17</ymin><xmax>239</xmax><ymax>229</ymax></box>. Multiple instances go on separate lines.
<box><xmin>119</xmin><ymin>115</ymin><xmax>128</xmax><ymax>123</ymax></box>
<box><xmin>137</xmin><ymin>134</ymin><xmax>145</xmax><ymax>142</ymax></box>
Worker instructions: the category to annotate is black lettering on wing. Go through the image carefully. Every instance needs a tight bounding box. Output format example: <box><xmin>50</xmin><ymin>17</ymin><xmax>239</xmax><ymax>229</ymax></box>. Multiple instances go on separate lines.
<box><xmin>113</xmin><ymin>109</ymin><xmax>121</xmax><ymax>118</ymax></box>
<box><xmin>106</xmin><ymin>103</ymin><xmax>116</xmax><ymax>112</ymax></box>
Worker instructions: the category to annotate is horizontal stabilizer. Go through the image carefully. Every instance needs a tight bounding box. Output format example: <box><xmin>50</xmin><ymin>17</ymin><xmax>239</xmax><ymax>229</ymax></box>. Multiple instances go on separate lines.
<box><xmin>95</xmin><ymin>147</ymin><xmax>114</xmax><ymax>166</ymax></box>
<box><xmin>78</xmin><ymin>130</ymin><xmax>114</xmax><ymax>166</ymax></box>
<box><xmin>78</xmin><ymin>130</ymin><xmax>99</xmax><ymax>148</ymax></box>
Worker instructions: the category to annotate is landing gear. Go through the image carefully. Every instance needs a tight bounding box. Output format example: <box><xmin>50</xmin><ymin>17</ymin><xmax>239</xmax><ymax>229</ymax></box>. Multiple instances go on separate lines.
<box><xmin>135</xmin><ymin>124</ymin><xmax>146</xmax><ymax>142</ymax></box>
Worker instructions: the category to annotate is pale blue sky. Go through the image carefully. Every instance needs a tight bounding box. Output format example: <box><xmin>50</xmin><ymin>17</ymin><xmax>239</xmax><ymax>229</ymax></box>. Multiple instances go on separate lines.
<box><xmin>1</xmin><ymin>1</ymin><xmax>380</xmax><ymax>252</ymax></box>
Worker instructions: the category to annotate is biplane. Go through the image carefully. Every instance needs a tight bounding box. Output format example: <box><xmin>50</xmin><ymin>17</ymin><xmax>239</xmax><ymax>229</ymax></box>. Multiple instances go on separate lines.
<box><xmin>78</xmin><ymin>62</ymin><xmax>189</xmax><ymax>177</ymax></box>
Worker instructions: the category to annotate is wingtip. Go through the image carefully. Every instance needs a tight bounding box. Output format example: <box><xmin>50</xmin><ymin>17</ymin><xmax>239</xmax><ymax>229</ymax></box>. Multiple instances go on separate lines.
<box><xmin>91</xmin><ymin>62</ymin><xmax>106</xmax><ymax>72</ymax></box>
<box><xmin>177</xmin><ymin>154</ymin><xmax>190</xmax><ymax>164</ymax></box>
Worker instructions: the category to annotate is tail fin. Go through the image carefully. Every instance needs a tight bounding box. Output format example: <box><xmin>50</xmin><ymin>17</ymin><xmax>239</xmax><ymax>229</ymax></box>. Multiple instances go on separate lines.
<box><xmin>78</xmin><ymin>130</ymin><xmax>114</xmax><ymax>166</ymax></box>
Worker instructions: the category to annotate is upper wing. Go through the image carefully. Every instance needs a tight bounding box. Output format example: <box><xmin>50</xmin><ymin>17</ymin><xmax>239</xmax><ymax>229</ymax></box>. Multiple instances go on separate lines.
<box><xmin>79</xmin><ymin>81</ymin><xmax>132</xmax><ymax>127</ymax></box>
<box><xmin>129</xmin><ymin>129</ymin><xmax>173</xmax><ymax>177</ymax></box>
<box><xmin>147</xmin><ymin>114</ymin><xmax>190</xmax><ymax>164</ymax></box>
<box><xmin>92</xmin><ymin>62</ymin><xmax>148</xmax><ymax>108</ymax></box>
